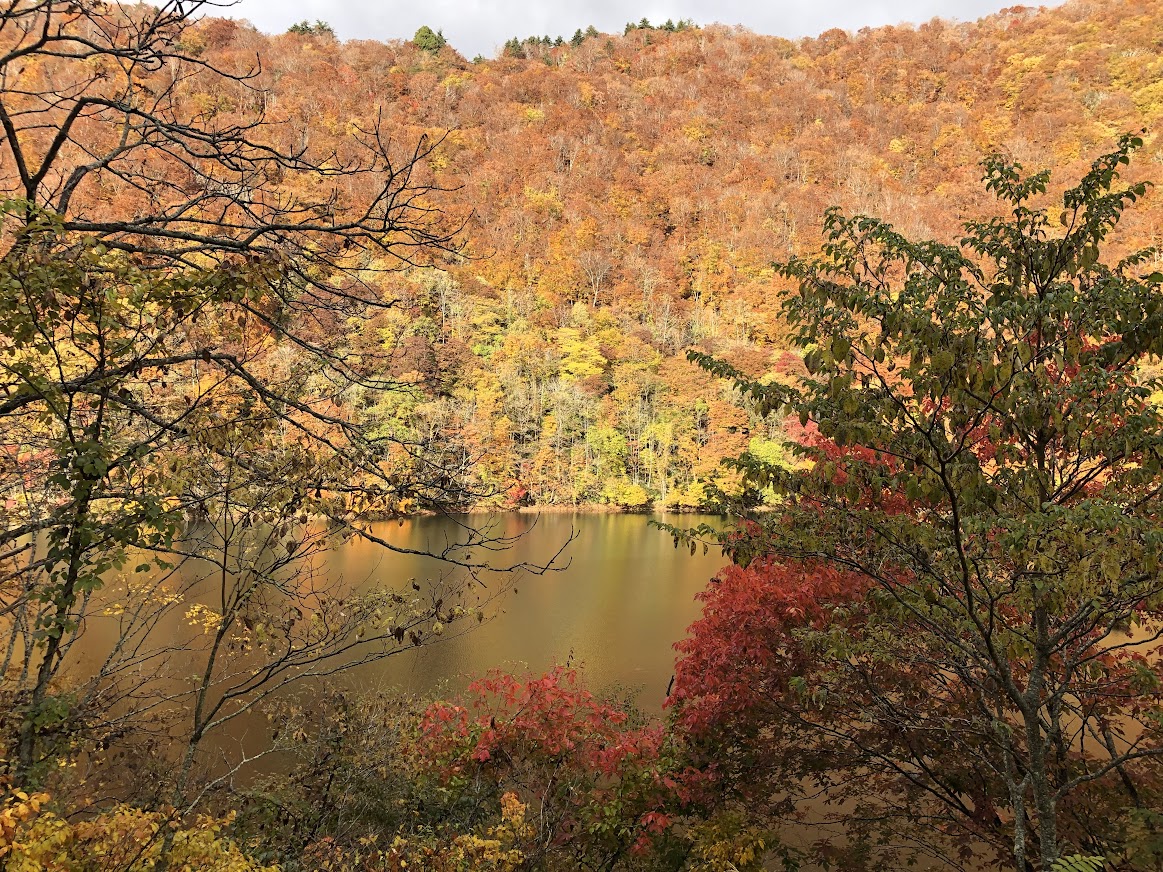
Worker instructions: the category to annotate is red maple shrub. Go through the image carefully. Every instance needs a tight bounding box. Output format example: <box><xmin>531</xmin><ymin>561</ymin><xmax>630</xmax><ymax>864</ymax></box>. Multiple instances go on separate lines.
<box><xmin>416</xmin><ymin>666</ymin><xmax>699</xmax><ymax>864</ymax></box>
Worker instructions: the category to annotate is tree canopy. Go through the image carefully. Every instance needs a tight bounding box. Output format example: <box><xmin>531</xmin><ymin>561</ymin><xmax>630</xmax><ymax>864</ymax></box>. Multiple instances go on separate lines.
<box><xmin>674</xmin><ymin>134</ymin><xmax>1163</xmax><ymax>870</ymax></box>
<box><xmin>287</xmin><ymin>20</ymin><xmax>334</xmax><ymax>36</ymax></box>
<box><xmin>413</xmin><ymin>25</ymin><xmax>447</xmax><ymax>53</ymax></box>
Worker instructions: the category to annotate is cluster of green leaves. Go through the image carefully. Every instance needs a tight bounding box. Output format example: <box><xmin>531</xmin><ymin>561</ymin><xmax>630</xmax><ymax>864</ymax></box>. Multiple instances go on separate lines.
<box><xmin>570</xmin><ymin>25</ymin><xmax>601</xmax><ymax>47</ymax></box>
<box><xmin>504</xmin><ymin>34</ymin><xmax>564</xmax><ymax>56</ymax></box>
<box><xmin>287</xmin><ymin>20</ymin><xmax>334</xmax><ymax>37</ymax></box>
<box><xmin>623</xmin><ymin>18</ymin><xmax>696</xmax><ymax>34</ymax></box>
<box><xmin>502</xmin><ymin>19</ymin><xmax>695</xmax><ymax>57</ymax></box>
<box><xmin>413</xmin><ymin>25</ymin><xmax>447</xmax><ymax>53</ymax></box>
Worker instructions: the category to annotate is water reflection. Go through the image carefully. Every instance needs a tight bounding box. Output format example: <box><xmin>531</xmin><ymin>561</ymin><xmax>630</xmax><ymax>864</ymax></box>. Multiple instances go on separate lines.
<box><xmin>337</xmin><ymin>512</ymin><xmax>724</xmax><ymax>709</ymax></box>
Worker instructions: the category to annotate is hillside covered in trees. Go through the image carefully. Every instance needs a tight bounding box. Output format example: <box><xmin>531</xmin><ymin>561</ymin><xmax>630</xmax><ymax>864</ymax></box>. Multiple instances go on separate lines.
<box><xmin>173</xmin><ymin>0</ymin><xmax>1163</xmax><ymax>509</ymax></box>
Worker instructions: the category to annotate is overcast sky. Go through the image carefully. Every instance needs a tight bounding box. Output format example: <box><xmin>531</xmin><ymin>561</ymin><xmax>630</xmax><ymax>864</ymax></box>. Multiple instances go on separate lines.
<box><xmin>217</xmin><ymin>0</ymin><xmax>1067</xmax><ymax>59</ymax></box>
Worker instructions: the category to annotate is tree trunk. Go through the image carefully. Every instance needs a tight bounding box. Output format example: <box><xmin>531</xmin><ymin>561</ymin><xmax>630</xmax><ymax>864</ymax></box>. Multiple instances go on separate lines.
<box><xmin>17</xmin><ymin>486</ymin><xmax>94</xmax><ymax>775</ymax></box>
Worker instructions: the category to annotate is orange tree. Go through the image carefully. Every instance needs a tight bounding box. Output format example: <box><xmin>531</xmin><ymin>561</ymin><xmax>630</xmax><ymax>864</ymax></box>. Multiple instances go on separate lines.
<box><xmin>672</xmin><ymin>135</ymin><xmax>1163</xmax><ymax>870</ymax></box>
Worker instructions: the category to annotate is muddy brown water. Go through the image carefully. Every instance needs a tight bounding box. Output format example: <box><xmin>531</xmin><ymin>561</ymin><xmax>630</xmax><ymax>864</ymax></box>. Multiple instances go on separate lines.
<box><xmin>65</xmin><ymin>512</ymin><xmax>724</xmax><ymax>752</ymax></box>
<box><xmin>323</xmin><ymin>512</ymin><xmax>725</xmax><ymax>704</ymax></box>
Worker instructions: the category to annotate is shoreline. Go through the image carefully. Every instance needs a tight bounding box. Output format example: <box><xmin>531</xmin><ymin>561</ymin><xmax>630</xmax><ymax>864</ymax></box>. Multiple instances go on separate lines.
<box><xmin>466</xmin><ymin>503</ymin><xmax>711</xmax><ymax>516</ymax></box>
<box><xmin>362</xmin><ymin>503</ymin><xmax>716</xmax><ymax>521</ymax></box>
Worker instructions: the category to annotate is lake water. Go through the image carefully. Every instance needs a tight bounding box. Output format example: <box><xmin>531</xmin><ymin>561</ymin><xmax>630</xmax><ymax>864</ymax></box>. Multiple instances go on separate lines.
<box><xmin>62</xmin><ymin>511</ymin><xmax>723</xmax><ymax>769</ymax></box>
<box><xmin>334</xmin><ymin>512</ymin><xmax>725</xmax><ymax>709</ymax></box>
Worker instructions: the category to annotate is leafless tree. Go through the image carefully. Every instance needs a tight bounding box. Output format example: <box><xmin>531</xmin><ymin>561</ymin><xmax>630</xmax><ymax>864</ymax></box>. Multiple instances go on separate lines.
<box><xmin>577</xmin><ymin>249</ymin><xmax>611</xmax><ymax>307</ymax></box>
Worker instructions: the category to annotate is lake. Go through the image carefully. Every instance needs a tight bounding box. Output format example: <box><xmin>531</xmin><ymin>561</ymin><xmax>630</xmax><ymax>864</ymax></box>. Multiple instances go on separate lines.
<box><xmin>331</xmin><ymin>512</ymin><xmax>725</xmax><ymax>709</ymax></box>
<box><xmin>62</xmin><ymin>511</ymin><xmax>724</xmax><ymax>775</ymax></box>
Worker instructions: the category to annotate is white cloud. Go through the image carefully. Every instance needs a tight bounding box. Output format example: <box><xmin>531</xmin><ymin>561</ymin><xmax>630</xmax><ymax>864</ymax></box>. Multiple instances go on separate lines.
<box><xmin>218</xmin><ymin>0</ymin><xmax>1067</xmax><ymax>58</ymax></box>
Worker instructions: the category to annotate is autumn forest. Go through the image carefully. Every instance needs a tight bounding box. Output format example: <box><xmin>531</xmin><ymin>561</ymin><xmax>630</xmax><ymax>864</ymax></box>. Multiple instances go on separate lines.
<box><xmin>2</xmin><ymin>0</ymin><xmax>1163</xmax><ymax>869</ymax></box>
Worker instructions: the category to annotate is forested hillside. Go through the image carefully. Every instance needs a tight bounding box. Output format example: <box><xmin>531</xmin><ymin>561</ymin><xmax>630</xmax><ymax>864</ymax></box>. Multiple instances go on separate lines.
<box><xmin>46</xmin><ymin>0</ymin><xmax>1154</xmax><ymax>508</ymax></box>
